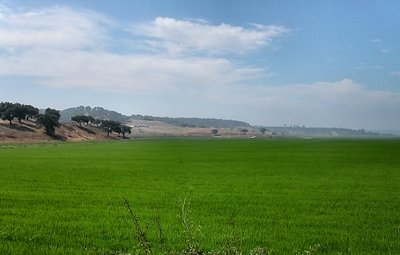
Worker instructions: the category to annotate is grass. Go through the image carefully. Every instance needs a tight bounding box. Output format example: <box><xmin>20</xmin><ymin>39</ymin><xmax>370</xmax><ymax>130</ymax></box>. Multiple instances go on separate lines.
<box><xmin>0</xmin><ymin>139</ymin><xmax>399</xmax><ymax>254</ymax></box>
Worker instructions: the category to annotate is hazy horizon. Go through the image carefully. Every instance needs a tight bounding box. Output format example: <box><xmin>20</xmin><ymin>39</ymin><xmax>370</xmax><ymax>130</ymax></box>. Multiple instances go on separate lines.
<box><xmin>1</xmin><ymin>0</ymin><xmax>399</xmax><ymax>130</ymax></box>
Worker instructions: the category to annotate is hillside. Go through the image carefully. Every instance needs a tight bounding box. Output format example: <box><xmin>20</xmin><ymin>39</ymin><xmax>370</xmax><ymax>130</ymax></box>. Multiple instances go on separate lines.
<box><xmin>0</xmin><ymin>119</ymin><xmax>121</xmax><ymax>143</ymax></box>
<box><xmin>127</xmin><ymin>119</ymin><xmax>259</xmax><ymax>137</ymax></box>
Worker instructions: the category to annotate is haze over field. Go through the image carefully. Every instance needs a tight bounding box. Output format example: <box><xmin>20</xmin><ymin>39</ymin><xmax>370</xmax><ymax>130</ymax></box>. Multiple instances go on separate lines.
<box><xmin>1</xmin><ymin>0</ymin><xmax>399</xmax><ymax>130</ymax></box>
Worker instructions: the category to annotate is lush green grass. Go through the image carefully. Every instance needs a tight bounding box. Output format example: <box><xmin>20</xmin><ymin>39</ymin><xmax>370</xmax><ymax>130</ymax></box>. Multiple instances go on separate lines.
<box><xmin>0</xmin><ymin>139</ymin><xmax>399</xmax><ymax>254</ymax></box>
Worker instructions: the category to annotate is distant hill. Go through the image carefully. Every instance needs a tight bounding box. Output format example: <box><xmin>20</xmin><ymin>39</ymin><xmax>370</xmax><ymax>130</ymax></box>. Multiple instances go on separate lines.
<box><xmin>59</xmin><ymin>106</ymin><xmax>394</xmax><ymax>137</ymax></box>
<box><xmin>264</xmin><ymin>126</ymin><xmax>392</xmax><ymax>137</ymax></box>
<box><xmin>60</xmin><ymin>106</ymin><xmax>130</xmax><ymax>123</ymax></box>
<box><xmin>130</xmin><ymin>114</ymin><xmax>250</xmax><ymax>128</ymax></box>
<box><xmin>60</xmin><ymin>106</ymin><xmax>251</xmax><ymax>128</ymax></box>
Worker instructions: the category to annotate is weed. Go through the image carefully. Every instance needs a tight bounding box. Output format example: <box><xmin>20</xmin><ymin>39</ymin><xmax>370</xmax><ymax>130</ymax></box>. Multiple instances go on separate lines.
<box><xmin>123</xmin><ymin>198</ymin><xmax>152</xmax><ymax>255</ymax></box>
<box><xmin>178</xmin><ymin>198</ymin><xmax>202</xmax><ymax>253</ymax></box>
<box><xmin>154</xmin><ymin>209</ymin><xmax>166</xmax><ymax>251</ymax></box>
<box><xmin>124</xmin><ymin>198</ymin><xmax>269</xmax><ymax>255</ymax></box>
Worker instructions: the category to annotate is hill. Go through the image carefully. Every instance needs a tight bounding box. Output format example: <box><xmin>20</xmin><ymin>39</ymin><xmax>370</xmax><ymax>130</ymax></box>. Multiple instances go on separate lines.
<box><xmin>60</xmin><ymin>106</ymin><xmax>250</xmax><ymax>128</ymax></box>
<box><xmin>130</xmin><ymin>114</ymin><xmax>250</xmax><ymax>128</ymax></box>
<box><xmin>60</xmin><ymin>106</ymin><xmax>129</xmax><ymax>123</ymax></box>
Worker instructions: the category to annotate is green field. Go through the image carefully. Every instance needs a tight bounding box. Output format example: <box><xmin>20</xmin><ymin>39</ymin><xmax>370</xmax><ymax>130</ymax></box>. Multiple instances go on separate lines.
<box><xmin>1</xmin><ymin>139</ymin><xmax>399</xmax><ymax>254</ymax></box>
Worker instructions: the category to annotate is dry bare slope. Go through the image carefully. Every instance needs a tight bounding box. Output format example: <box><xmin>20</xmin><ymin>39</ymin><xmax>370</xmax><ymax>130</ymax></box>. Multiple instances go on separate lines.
<box><xmin>127</xmin><ymin>119</ymin><xmax>264</xmax><ymax>137</ymax></box>
<box><xmin>0</xmin><ymin>120</ymin><xmax>120</xmax><ymax>143</ymax></box>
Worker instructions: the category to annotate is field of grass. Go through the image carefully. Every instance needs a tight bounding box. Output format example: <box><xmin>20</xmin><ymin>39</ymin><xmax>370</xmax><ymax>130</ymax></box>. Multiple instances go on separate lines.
<box><xmin>1</xmin><ymin>139</ymin><xmax>399</xmax><ymax>254</ymax></box>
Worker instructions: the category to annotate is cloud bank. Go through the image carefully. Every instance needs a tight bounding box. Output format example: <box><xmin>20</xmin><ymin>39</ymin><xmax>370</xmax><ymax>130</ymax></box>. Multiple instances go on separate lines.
<box><xmin>0</xmin><ymin>6</ymin><xmax>272</xmax><ymax>92</ymax></box>
<box><xmin>214</xmin><ymin>79</ymin><xmax>400</xmax><ymax>129</ymax></box>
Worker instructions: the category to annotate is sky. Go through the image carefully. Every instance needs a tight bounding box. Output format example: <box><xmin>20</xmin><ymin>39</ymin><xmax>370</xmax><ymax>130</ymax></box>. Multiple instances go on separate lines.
<box><xmin>0</xmin><ymin>0</ymin><xmax>399</xmax><ymax>130</ymax></box>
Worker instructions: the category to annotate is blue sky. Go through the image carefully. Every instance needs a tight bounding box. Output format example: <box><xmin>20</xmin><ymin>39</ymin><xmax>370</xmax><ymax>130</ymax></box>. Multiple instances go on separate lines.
<box><xmin>1</xmin><ymin>0</ymin><xmax>399</xmax><ymax>130</ymax></box>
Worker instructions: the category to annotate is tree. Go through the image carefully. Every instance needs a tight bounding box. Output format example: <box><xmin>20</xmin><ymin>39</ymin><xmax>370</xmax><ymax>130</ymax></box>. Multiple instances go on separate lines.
<box><xmin>211</xmin><ymin>129</ymin><xmax>219</xmax><ymax>136</ymax></box>
<box><xmin>87</xmin><ymin>116</ymin><xmax>95</xmax><ymax>124</ymax></box>
<box><xmin>101</xmin><ymin>120</ymin><xmax>121</xmax><ymax>137</ymax></box>
<box><xmin>101</xmin><ymin>120</ymin><xmax>112</xmax><ymax>137</ymax></box>
<box><xmin>72</xmin><ymin>115</ymin><xmax>96</xmax><ymax>126</ymax></box>
<box><xmin>92</xmin><ymin>118</ymin><xmax>101</xmax><ymax>127</ymax></box>
<box><xmin>24</xmin><ymin>105</ymin><xmax>39</xmax><ymax>120</ymax></box>
<box><xmin>71</xmin><ymin>115</ymin><xmax>85</xmax><ymax>126</ymax></box>
<box><xmin>12</xmin><ymin>103</ymin><xmax>27</xmax><ymax>123</ymax></box>
<box><xmin>0</xmin><ymin>102</ymin><xmax>14</xmax><ymax>125</ymax></box>
<box><xmin>37</xmin><ymin>108</ymin><xmax>61</xmax><ymax>136</ymax></box>
<box><xmin>240</xmin><ymin>128</ymin><xmax>248</xmax><ymax>135</ymax></box>
<box><xmin>260</xmin><ymin>127</ymin><xmax>268</xmax><ymax>135</ymax></box>
<box><xmin>120</xmin><ymin>125</ymin><xmax>132</xmax><ymax>138</ymax></box>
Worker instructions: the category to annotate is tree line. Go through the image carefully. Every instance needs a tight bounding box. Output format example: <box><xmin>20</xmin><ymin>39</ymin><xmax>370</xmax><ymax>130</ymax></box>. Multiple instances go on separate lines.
<box><xmin>0</xmin><ymin>102</ymin><xmax>39</xmax><ymax>124</ymax></box>
<box><xmin>1</xmin><ymin>102</ymin><xmax>132</xmax><ymax>138</ymax></box>
<box><xmin>0</xmin><ymin>102</ymin><xmax>60</xmax><ymax>136</ymax></box>
<box><xmin>71</xmin><ymin>115</ymin><xmax>132</xmax><ymax>138</ymax></box>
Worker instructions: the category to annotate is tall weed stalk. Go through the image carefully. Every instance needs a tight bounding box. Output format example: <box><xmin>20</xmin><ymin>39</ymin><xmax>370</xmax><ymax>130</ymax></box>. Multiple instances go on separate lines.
<box><xmin>123</xmin><ymin>198</ymin><xmax>270</xmax><ymax>255</ymax></box>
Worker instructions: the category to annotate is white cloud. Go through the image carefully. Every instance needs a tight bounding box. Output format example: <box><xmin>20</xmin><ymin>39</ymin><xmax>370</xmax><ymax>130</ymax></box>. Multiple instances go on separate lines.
<box><xmin>207</xmin><ymin>79</ymin><xmax>400</xmax><ymax>129</ymax></box>
<box><xmin>0</xmin><ymin>6</ymin><xmax>270</xmax><ymax>93</ymax></box>
<box><xmin>0</xmin><ymin>6</ymin><xmax>111</xmax><ymax>51</ymax></box>
<box><xmin>133</xmin><ymin>17</ymin><xmax>289</xmax><ymax>55</ymax></box>
<box><xmin>390</xmin><ymin>71</ymin><xmax>400</xmax><ymax>76</ymax></box>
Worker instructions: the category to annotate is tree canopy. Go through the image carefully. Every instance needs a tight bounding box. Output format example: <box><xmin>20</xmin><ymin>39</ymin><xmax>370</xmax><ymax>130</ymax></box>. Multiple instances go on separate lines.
<box><xmin>0</xmin><ymin>102</ymin><xmax>39</xmax><ymax>125</ymax></box>
<box><xmin>100</xmin><ymin>119</ymin><xmax>121</xmax><ymax>137</ymax></box>
<box><xmin>119</xmin><ymin>125</ymin><xmax>132</xmax><ymax>138</ymax></box>
<box><xmin>211</xmin><ymin>129</ymin><xmax>219</xmax><ymax>136</ymax></box>
<box><xmin>37</xmin><ymin>108</ymin><xmax>61</xmax><ymax>136</ymax></box>
<box><xmin>259</xmin><ymin>127</ymin><xmax>268</xmax><ymax>134</ymax></box>
<box><xmin>71</xmin><ymin>115</ymin><xmax>95</xmax><ymax>126</ymax></box>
